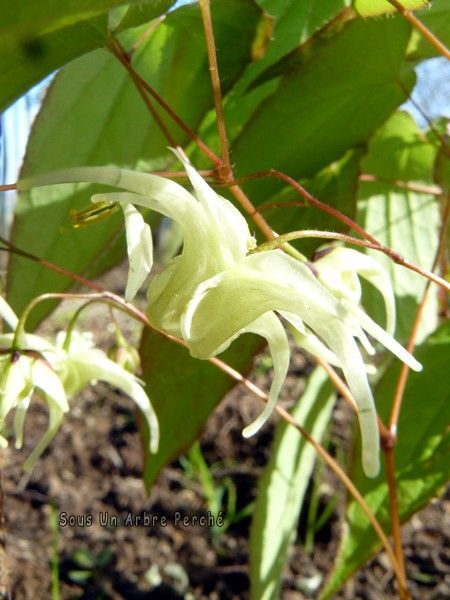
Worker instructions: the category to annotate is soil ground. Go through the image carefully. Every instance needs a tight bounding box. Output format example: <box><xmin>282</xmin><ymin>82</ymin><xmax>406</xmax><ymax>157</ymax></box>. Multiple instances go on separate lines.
<box><xmin>1</xmin><ymin>267</ymin><xmax>449</xmax><ymax>599</ymax></box>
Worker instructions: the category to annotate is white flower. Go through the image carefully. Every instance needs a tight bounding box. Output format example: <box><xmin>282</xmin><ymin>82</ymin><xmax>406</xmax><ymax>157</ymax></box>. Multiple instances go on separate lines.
<box><xmin>18</xmin><ymin>152</ymin><xmax>422</xmax><ymax>477</ymax></box>
<box><xmin>0</xmin><ymin>333</ymin><xmax>68</xmax><ymax>469</ymax></box>
<box><xmin>53</xmin><ymin>330</ymin><xmax>159</xmax><ymax>456</ymax></box>
<box><xmin>0</xmin><ymin>304</ymin><xmax>158</xmax><ymax>470</ymax></box>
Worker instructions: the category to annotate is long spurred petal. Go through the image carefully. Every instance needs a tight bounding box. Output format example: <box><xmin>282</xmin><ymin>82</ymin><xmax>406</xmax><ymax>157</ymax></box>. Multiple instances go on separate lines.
<box><xmin>183</xmin><ymin>250</ymin><xmax>380</xmax><ymax>476</ymax></box>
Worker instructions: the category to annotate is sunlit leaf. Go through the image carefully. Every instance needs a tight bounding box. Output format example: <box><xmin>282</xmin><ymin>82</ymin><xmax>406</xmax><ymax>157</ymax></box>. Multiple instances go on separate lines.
<box><xmin>353</xmin><ymin>0</ymin><xmax>427</xmax><ymax>17</ymax></box>
<box><xmin>250</xmin><ymin>368</ymin><xmax>335</xmax><ymax>600</ymax></box>
<box><xmin>321</xmin><ymin>320</ymin><xmax>450</xmax><ymax>598</ymax></box>
<box><xmin>0</xmin><ymin>0</ymin><xmax>131</xmax><ymax>39</ymax></box>
<box><xmin>231</xmin><ymin>16</ymin><xmax>414</xmax><ymax>207</ymax></box>
<box><xmin>357</xmin><ymin>111</ymin><xmax>440</xmax><ymax>342</ymax></box>
<box><xmin>0</xmin><ymin>17</ymin><xmax>107</xmax><ymax>112</ymax></box>
<box><xmin>112</xmin><ymin>0</ymin><xmax>175</xmax><ymax>33</ymax></box>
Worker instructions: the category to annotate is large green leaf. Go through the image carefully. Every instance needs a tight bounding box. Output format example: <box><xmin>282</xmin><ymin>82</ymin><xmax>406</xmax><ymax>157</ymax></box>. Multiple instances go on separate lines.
<box><xmin>250</xmin><ymin>0</ymin><xmax>348</xmax><ymax>84</ymax></box>
<box><xmin>0</xmin><ymin>0</ymin><xmax>137</xmax><ymax>39</ymax></box>
<box><xmin>0</xmin><ymin>0</ymin><xmax>177</xmax><ymax>112</ymax></box>
<box><xmin>111</xmin><ymin>0</ymin><xmax>176</xmax><ymax>33</ymax></box>
<box><xmin>250</xmin><ymin>368</ymin><xmax>335</xmax><ymax>600</ymax></box>
<box><xmin>321</xmin><ymin>320</ymin><xmax>450</xmax><ymax>598</ymax></box>
<box><xmin>231</xmin><ymin>16</ymin><xmax>414</xmax><ymax>205</ymax></box>
<box><xmin>357</xmin><ymin>111</ymin><xmax>440</xmax><ymax>342</ymax></box>
<box><xmin>192</xmin><ymin>0</ymin><xmax>349</xmax><ymax>166</ymax></box>
<box><xmin>7</xmin><ymin>0</ymin><xmax>261</xmax><ymax>328</ymax></box>
<box><xmin>139</xmin><ymin>329</ymin><xmax>264</xmax><ymax>491</ymax></box>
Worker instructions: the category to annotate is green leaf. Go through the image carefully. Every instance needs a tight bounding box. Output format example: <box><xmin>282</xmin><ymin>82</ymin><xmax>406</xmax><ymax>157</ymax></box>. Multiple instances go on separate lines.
<box><xmin>250</xmin><ymin>368</ymin><xmax>335</xmax><ymax>600</ymax></box>
<box><xmin>0</xmin><ymin>0</ymin><xmax>179</xmax><ymax>112</ymax></box>
<box><xmin>357</xmin><ymin>111</ymin><xmax>440</xmax><ymax>342</ymax></box>
<box><xmin>7</xmin><ymin>0</ymin><xmax>261</xmax><ymax>328</ymax></box>
<box><xmin>112</xmin><ymin>0</ymin><xmax>175</xmax><ymax>33</ymax></box>
<box><xmin>0</xmin><ymin>0</ymin><xmax>134</xmax><ymax>40</ymax></box>
<box><xmin>250</xmin><ymin>0</ymin><xmax>348</xmax><ymax>83</ymax></box>
<box><xmin>407</xmin><ymin>0</ymin><xmax>450</xmax><ymax>60</ymax></box>
<box><xmin>353</xmin><ymin>0</ymin><xmax>427</xmax><ymax>17</ymax></box>
<box><xmin>138</xmin><ymin>329</ymin><xmax>264</xmax><ymax>491</ymax></box>
<box><xmin>231</xmin><ymin>15</ymin><xmax>415</xmax><ymax>206</ymax></box>
<box><xmin>321</xmin><ymin>320</ymin><xmax>450</xmax><ymax>598</ymax></box>
<box><xmin>193</xmin><ymin>0</ymin><xmax>349</xmax><ymax>162</ymax></box>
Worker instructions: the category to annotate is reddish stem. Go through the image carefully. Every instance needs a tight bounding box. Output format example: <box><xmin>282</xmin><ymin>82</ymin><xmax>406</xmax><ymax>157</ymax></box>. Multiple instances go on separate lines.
<box><xmin>110</xmin><ymin>38</ymin><xmax>223</xmax><ymax>168</ymax></box>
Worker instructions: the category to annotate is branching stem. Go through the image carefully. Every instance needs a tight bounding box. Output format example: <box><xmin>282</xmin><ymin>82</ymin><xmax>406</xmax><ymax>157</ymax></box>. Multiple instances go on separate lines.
<box><xmin>0</xmin><ymin>237</ymin><xmax>105</xmax><ymax>292</ymax></box>
<box><xmin>252</xmin><ymin>230</ymin><xmax>450</xmax><ymax>293</ymax></box>
<box><xmin>109</xmin><ymin>38</ymin><xmax>222</xmax><ymax>168</ymax></box>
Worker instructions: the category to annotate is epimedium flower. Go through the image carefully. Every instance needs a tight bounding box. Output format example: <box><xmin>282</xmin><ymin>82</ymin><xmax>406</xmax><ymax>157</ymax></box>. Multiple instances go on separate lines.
<box><xmin>18</xmin><ymin>150</ymin><xmax>421</xmax><ymax>477</ymax></box>
<box><xmin>0</xmin><ymin>302</ymin><xmax>158</xmax><ymax>471</ymax></box>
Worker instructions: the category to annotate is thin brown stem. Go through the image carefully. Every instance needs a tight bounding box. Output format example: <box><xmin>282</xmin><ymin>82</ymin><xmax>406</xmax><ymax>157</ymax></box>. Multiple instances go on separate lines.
<box><xmin>274</xmin><ymin>401</ymin><xmax>408</xmax><ymax>595</ymax></box>
<box><xmin>254</xmin><ymin>229</ymin><xmax>450</xmax><ymax>293</ymax></box>
<box><xmin>241</xmin><ymin>169</ymin><xmax>381</xmax><ymax>245</ymax></box>
<box><xmin>384</xmin><ymin>448</ymin><xmax>410</xmax><ymax>599</ymax></box>
<box><xmin>0</xmin><ymin>468</ymin><xmax>7</xmax><ymax>594</ymax></box>
<box><xmin>397</xmin><ymin>85</ymin><xmax>450</xmax><ymax>159</ymax></box>
<box><xmin>359</xmin><ymin>174</ymin><xmax>443</xmax><ymax>196</ymax></box>
<box><xmin>0</xmin><ymin>184</ymin><xmax>16</xmax><ymax>192</ymax></box>
<box><xmin>229</xmin><ymin>184</ymin><xmax>275</xmax><ymax>239</ymax></box>
<box><xmin>198</xmin><ymin>0</ymin><xmax>231</xmax><ymax>173</ymax></box>
<box><xmin>15</xmin><ymin>292</ymin><xmax>150</xmax><ymax>336</ymax></box>
<box><xmin>109</xmin><ymin>39</ymin><xmax>178</xmax><ymax>147</ymax></box>
<box><xmin>109</xmin><ymin>38</ymin><xmax>222</xmax><ymax>168</ymax></box>
<box><xmin>258</xmin><ymin>199</ymin><xmax>307</xmax><ymax>212</ymax></box>
<box><xmin>386</xmin><ymin>0</ymin><xmax>450</xmax><ymax>60</ymax></box>
<box><xmin>109</xmin><ymin>39</ymin><xmax>301</xmax><ymax>248</ymax></box>
<box><xmin>0</xmin><ymin>237</ymin><xmax>105</xmax><ymax>292</ymax></box>
<box><xmin>125</xmin><ymin>64</ymin><xmax>178</xmax><ymax>147</ymax></box>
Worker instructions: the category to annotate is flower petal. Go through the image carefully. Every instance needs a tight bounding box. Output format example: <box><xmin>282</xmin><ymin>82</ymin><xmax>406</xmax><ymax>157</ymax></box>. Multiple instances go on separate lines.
<box><xmin>67</xmin><ymin>348</ymin><xmax>159</xmax><ymax>453</ymax></box>
<box><xmin>241</xmin><ymin>313</ymin><xmax>290</xmax><ymax>438</ymax></box>
<box><xmin>23</xmin><ymin>400</ymin><xmax>65</xmax><ymax>472</ymax></box>
<box><xmin>341</xmin><ymin>299</ymin><xmax>422</xmax><ymax>371</ymax></box>
<box><xmin>14</xmin><ymin>394</ymin><xmax>31</xmax><ymax>449</ymax></box>
<box><xmin>281</xmin><ymin>311</ymin><xmax>341</xmax><ymax>367</ymax></box>
<box><xmin>30</xmin><ymin>359</ymin><xmax>69</xmax><ymax>414</ymax></box>
<box><xmin>172</xmin><ymin>148</ymin><xmax>252</xmax><ymax>261</ymax></box>
<box><xmin>121</xmin><ymin>203</ymin><xmax>153</xmax><ymax>301</ymax></box>
<box><xmin>182</xmin><ymin>250</ymin><xmax>380</xmax><ymax>476</ymax></box>
<box><xmin>315</xmin><ymin>247</ymin><xmax>396</xmax><ymax>335</ymax></box>
<box><xmin>0</xmin><ymin>357</ymin><xmax>31</xmax><ymax>423</ymax></box>
<box><xmin>0</xmin><ymin>296</ymin><xmax>18</xmax><ymax>330</ymax></box>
